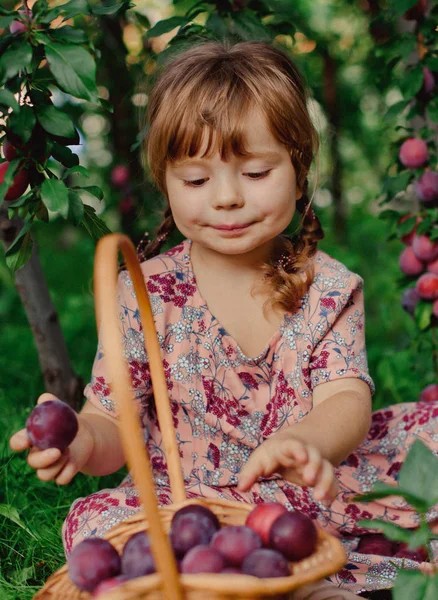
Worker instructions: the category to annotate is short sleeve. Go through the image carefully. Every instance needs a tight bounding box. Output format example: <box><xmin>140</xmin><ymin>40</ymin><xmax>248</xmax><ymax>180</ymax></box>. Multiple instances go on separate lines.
<box><xmin>308</xmin><ymin>274</ymin><xmax>375</xmax><ymax>396</ymax></box>
<box><xmin>83</xmin><ymin>269</ymin><xmax>153</xmax><ymax>417</ymax></box>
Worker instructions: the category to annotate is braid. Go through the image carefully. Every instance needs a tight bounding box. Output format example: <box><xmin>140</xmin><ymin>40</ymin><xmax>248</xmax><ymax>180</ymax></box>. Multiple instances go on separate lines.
<box><xmin>118</xmin><ymin>205</ymin><xmax>176</xmax><ymax>273</ymax></box>
<box><xmin>256</xmin><ymin>179</ymin><xmax>325</xmax><ymax>316</ymax></box>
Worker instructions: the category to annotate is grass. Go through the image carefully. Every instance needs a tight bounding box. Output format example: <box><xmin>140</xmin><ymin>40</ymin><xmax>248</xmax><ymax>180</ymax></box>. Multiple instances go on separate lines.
<box><xmin>0</xmin><ymin>204</ymin><xmax>432</xmax><ymax>598</ymax></box>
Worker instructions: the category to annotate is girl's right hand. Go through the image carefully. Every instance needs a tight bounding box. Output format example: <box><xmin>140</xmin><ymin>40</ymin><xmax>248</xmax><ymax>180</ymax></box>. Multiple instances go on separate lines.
<box><xmin>9</xmin><ymin>393</ymin><xmax>95</xmax><ymax>485</ymax></box>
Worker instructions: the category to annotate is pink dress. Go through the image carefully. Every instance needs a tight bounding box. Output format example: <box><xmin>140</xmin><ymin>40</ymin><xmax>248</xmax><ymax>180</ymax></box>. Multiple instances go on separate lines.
<box><xmin>62</xmin><ymin>239</ymin><xmax>438</xmax><ymax>594</ymax></box>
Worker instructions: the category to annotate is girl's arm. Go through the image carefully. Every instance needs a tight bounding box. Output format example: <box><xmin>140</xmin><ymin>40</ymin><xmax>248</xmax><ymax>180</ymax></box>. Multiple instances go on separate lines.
<box><xmin>281</xmin><ymin>377</ymin><xmax>372</xmax><ymax>466</ymax></box>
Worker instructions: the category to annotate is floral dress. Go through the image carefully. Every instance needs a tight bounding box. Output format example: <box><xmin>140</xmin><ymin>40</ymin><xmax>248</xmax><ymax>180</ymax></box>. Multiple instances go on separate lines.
<box><xmin>62</xmin><ymin>238</ymin><xmax>438</xmax><ymax>595</ymax></box>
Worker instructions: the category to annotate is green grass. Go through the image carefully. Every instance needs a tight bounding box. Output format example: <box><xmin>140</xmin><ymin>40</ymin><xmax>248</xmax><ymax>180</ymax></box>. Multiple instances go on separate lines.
<box><xmin>0</xmin><ymin>207</ymin><xmax>433</xmax><ymax>597</ymax></box>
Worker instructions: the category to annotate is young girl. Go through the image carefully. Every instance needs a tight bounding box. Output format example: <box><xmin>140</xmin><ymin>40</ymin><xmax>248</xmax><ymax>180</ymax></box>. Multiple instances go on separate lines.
<box><xmin>10</xmin><ymin>40</ymin><xmax>437</xmax><ymax>599</ymax></box>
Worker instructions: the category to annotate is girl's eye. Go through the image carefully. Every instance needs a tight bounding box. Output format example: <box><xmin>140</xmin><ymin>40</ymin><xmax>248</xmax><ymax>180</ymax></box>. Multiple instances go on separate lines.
<box><xmin>183</xmin><ymin>170</ymin><xmax>271</xmax><ymax>187</ymax></box>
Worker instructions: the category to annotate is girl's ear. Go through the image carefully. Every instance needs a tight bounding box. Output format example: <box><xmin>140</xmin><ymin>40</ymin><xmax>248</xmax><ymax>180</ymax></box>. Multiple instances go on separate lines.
<box><xmin>296</xmin><ymin>187</ymin><xmax>303</xmax><ymax>200</ymax></box>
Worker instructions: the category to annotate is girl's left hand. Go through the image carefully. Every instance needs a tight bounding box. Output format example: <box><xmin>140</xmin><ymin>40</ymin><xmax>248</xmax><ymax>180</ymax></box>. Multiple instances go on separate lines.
<box><xmin>236</xmin><ymin>434</ymin><xmax>339</xmax><ymax>506</ymax></box>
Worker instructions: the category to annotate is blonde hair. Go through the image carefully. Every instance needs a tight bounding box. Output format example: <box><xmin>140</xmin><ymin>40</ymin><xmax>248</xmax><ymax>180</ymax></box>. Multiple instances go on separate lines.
<box><xmin>134</xmin><ymin>39</ymin><xmax>324</xmax><ymax>315</ymax></box>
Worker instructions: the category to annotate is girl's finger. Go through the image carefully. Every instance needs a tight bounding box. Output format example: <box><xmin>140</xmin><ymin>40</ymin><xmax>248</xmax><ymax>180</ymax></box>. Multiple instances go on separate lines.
<box><xmin>36</xmin><ymin>451</ymin><xmax>70</xmax><ymax>482</ymax></box>
<box><xmin>55</xmin><ymin>460</ymin><xmax>78</xmax><ymax>485</ymax></box>
<box><xmin>302</xmin><ymin>445</ymin><xmax>322</xmax><ymax>485</ymax></box>
<box><xmin>313</xmin><ymin>460</ymin><xmax>335</xmax><ymax>501</ymax></box>
<box><xmin>27</xmin><ymin>447</ymin><xmax>62</xmax><ymax>470</ymax></box>
<box><xmin>9</xmin><ymin>429</ymin><xmax>31</xmax><ymax>452</ymax></box>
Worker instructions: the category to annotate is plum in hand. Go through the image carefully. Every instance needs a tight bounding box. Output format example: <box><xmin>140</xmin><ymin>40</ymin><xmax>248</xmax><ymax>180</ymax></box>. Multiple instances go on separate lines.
<box><xmin>121</xmin><ymin>531</ymin><xmax>156</xmax><ymax>578</ymax></box>
<box><xmin>242</xmin><ymin>548</ymin><xmax>290</xmax><ymax>578</ymax></box>
<box><xmin>269</xmin><ymin>511</ymin><xmax>317</xmax><ymax>562</ymax></box>
<box><xmin>26</xmin><ymin>399</ymin><xmax>78</xmax><ymax>451</ymax></box>
<box><xmin>211</xmin><ymin>525</ymin><xmax>262</xmax><ymax>566</ymax></box>
<box><xmin>68</xmin><ymin>538</ymin><xmax>121</xmax><ymax>592</ymax></box>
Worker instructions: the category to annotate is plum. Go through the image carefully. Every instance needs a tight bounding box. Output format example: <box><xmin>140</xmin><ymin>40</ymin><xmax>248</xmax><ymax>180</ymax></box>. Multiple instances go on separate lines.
<box><xmin>169</xmin><ymin>511</ymin><xmax>218</xmax><ymax>558</ymax></box>
<box><xmin>121</xmin><ymin>531</ymin><xmax>155</xmax><ymax>579</ymax></box>
<box><xmin>269</xmin><ymin>511</ymin><xmax>317</xmax><ymax>562</ymax></box>
<box><xmin>404</xmin><ymin>0</ymin><xmax>428</xmax><ymax>21</ymax></box>
<box><xmin>26</xmin><ymin>399</ymin><xmax>78</xmax><ymax>451</ymax></box>
<box><xmin>68</xmin><ymin>538</ymin><xmax>121</xmax><ymax>593</ymax></box>
<box><xmin>357</xmin><ymin>534</ymin><xmax>395</xmax><ymax>556</ymax></box>
<box><xmin>414</xmin><ymin>171</ymin><xmax>438</xmax><ymax>205</ymax></box>
<box><xmin>416</xmin><ymin>272</ymin><xmax>438</xmax><ymax>300</ymax></box>
<box><xmin>91</xmin><ymin>575</ymin><xmax>128</xmax><ymax>597</ymax></box>
<box><xmin>399</xmin><ymin>138</ymin><xmax>429</xmax><ymax>169</ymax></box>
<box><xmin>171</xmin><ymin>504</ymin><xmax>220</xmax><ymax>530</ymax></box>
<box><xmin>427</xmin><ymin>257</ymin><xmax>438</xmax><ymax>275</ymax></box>
<box><xmin>211</xmin><ymin>526</ymin><xmax>262</xmax><ymax>566</ymax></box>
<box><xmin>3</xmin><ymin>142</ymin><xmax>18</xmax><ymax>162</ymax></box>
<box><xmin>419</xmin><ymin>383</ymin><xmax>438</xmax><ymax>402</ymax></box>
<box><xmin>0</xmin><ymin>162</ymin><xmax>29</xmax><ymax>202</ymax></box>
<box><xmin>180</xmin><ymin>545</ymin><xmax>224</xmax><ymax>574</ymax></box>
<box><xmin>111</xmin><ymin>165</ymin><xmax>130</xmax><ymax>188</ymax></box>
<box><xmin>412</xmin><ymin>235</ymin><xmax>438</xmax><ymax>262</ymax></box>
<box><xmin>399</xmin><ymin>247</ymin><xmax>425</xmax><ymax>276</ymax></box>
<box><xmin>245</xmin><ymin>502</ymin><xmax>288</xmax><ymax>545</ymax></box>
<box><xmin>401</xmin><ymin>287</ymin><xmax>420</xmax><ymax>316</ymax></box>
<box><xmin>242</xmin><ymin>548</ymin><xmax>290</xmax><ymax>578</ymax></box>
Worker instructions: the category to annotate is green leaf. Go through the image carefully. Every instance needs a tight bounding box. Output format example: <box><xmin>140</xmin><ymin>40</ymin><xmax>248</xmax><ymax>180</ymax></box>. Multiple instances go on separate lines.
<box><xmin>0</xmin><ymin>40</ymin><xmax>33</xmax><ymax>81</ymax></box>
<box><xmin>134</xmin><ymin>11</ymin><xmax>151</xmax><ymax>29</ymax></box>
<box><xmin>7</xmin><ymin>105</ymin><xmax>36</xmax><ymax>144</ymax></box>
<box><xmin>0</xmin><ymin>88</ymin><xmax>20</xmax><ymax>113</ymax></box>
<box><xmin>145</xmin><ymin>16</ymin><xmax>190</xmax><ymax>40</ymax></box>
<box><xmin>73</xmin><ymin>185</ymin><xmax>103</xmax><ymax>200</ymax></box>
<box><xmin>385</xmin><ymin>100</ymin><xmax>409</xmax><ymax>121</ymax></box>
<box><xmin>391</xmin><ymin>36</ymin><xmax>417</xmax><ymax>62</ymax></box>
<box><xmin>36</xmin><ymin>104</ymin><xmax>76</xmax><ymax>138</ymax></box>
<box><xmin>401</xmin><ymin>64</ymin><xmax>425</xmax><ymax>99</ymax></box>
<box><xmin>393</xmin><ymin>570</ymin><xmax>428</xmax><ymax>600</ymax></box>
<box><xmin>4</xmin><ymin>217</ymin><xmax>32</xmax><ymax>256</ymax></box>
<box><xmin>427</xmin><ymin>98</ymin><xmax>438</xmax><ymax>124</ymax></box>
<box><xmin>0</xmin><ymin>504</ymin><xmax>38</xmax><ymax>540</ymax></box>
<box><xmin>356</xmin><ymin>519</ymin><xmax>412</xmax><ymax>543</ymax></box>
<box><xmin>50</xmin><ymin>142</ymin><xmax>79</xmax><ymax>168</ymax></box>
<box><xmin>41</xmin><ymin>178</ymin><xmax>70</xmax><ymax>218</ymax></box>
<box><xmin>205</xmin><ymin>12</ymin><xmax>229</xmax><ymax>39</ymax></box>
<box><xmin>353</xmin><ymin>482</ymin><xmax>429</xmax><ymax>512</ymax></box>
<box><xmin>0</xmin><ymin>16</ymin><xmax>15</xmax><ymax>28</ymax></box>
<box><xmin>67</xmin><ymin>190</ymin><xmax>84</xmax><ymax>225</ymax></box>
<box><xmin>398</xmin><ymin>216</ymin><xmax>417</xmax><ymax>235</ymax></box>
<box><xmin>44</xmin><ymin>42</ymin><xmax>99</xmax><ymax>102</ymax></box>
<box><xmin>62</xmin><ymin>165</ymin><xmax>90</xmax><ymax>180</ymax></box>
<box><xmin>0</xmin><ymin>158</ymin><xmax>23</xmax><ymax>204</ymax></box>
<box><xmin>5</xmin><ymin>231</ymin><xmax>33</xmax><ymax>272</ymax></box>
<box><xmin>0</xmin><ymin>7</ymin><xmax>15</xmax><ymax>15</ymax></box>
<box><xmin>398</xmin><ymin>439</ymin><xmax>438</xmax><ymax>509</ymax></box>
<box><xmin>414</xmin><ymin>300</ymin><xmax>433</xmax><ymax>331</ymax></box>
<box><xmin>425</xmin><ymin>55</ymin><xmax>438</xmax><ymax>72</ymax></box>
<box><xmin>81</xmin><ymin>204</ymin><xmax>112</xmax><ymax>241</ymax></box>
<box><xmin>47</xmin><ymin>26</ymin><xmax>88</xmax><ymax>44</ymax></box>
<box><xmin>58</xmin><ymin>0</ymin><xmax>90</xmax><ymax>21</ymax></box>
<box><xmin>388</xmin><ymin>0</ymin><xmax>419</xmax><ymax>17</ymax></box>
<box><xmin>383</xmin><ymin>171</ymin><xmax>413</xmax><ymax>198</ymax></box>
<box><xmin>91</xmin><ymin>1</ymin><xmax>131</xmax><ymax>15</ymax></box>
<box><xmin>231</xmin><ymin>10</ymin><xmax>270</xmax><ymax>40</ymax></box>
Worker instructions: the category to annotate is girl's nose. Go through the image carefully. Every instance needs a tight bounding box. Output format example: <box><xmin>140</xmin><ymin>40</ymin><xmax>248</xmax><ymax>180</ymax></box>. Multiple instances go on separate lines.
<box><xmin>213</xmin><ymin>179</ymin><xmax>245</xmax><ymax>210</ymax></box>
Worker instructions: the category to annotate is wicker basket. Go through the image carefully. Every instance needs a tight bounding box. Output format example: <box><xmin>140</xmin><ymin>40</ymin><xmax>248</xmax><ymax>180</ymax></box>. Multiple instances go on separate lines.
<box><xmin>35</xmin><ymin>233</ymin><xmax>347</xmax><ymax>600</ymax></box>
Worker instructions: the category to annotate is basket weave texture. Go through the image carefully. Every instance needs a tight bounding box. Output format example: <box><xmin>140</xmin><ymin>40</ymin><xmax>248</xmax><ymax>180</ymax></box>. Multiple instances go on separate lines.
<box><xmin>34</xmin><ymin>234</ymin><xmax>347</xmax><ymax>600</ymax></box>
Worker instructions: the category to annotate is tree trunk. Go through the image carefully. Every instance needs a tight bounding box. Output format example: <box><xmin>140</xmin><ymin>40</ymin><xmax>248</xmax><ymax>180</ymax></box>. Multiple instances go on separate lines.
<box><xmin>0</xmin><ymin>205</ymin><xmax>84</xmax><ymax>410</ymax></box>
<box><xmin>322</xmin><ymin>51</ymin><xmax>347</xmax><ymax>243</ymax></box>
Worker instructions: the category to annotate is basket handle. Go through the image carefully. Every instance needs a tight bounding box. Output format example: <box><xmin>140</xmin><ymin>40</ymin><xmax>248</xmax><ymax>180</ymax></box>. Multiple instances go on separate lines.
<box><xmin>94</xmin><ymin>233</ymin><xmax>185</xmax><ymax>599</ymax></box>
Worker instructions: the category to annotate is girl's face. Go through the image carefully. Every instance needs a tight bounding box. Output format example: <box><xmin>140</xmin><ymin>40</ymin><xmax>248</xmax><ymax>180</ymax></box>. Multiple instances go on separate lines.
<box><xmin>165</xmin><ymin>107</ymin><xmax>302</xmax><ymax>261</ymax></box>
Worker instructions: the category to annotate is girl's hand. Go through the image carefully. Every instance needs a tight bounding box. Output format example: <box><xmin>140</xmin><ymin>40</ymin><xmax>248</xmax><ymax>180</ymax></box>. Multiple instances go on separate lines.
<box><xmin>9</xmin><ymin>393</ymin><xmax>95</xmax><ymax>485</ymax></box>
<box><xmin>237</xmin><ymin>434</ymin><xmax>339</xmax><ymax>506</ymax></box>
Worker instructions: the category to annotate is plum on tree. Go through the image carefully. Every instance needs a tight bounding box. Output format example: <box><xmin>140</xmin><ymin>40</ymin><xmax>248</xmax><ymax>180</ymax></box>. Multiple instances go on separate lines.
<box><xmin>245</xmin><ymin>502</ymin><xmax>288</xmax><ymax>545</ymax></box>
<box><xmin>121</xmin><ymin>531</ymin><xmax>155</xmax><ymax>579</ymax></box>
<box><xmin>211</xmin><ymin>525</ymin><xmax>262</xmax><ymax>566</ymax></box>
<box><xmin>415</xmin><ymin>273</ymin><xmax>438</xmax><ymax>300</ymax></box>
<box><xmin>26</xmin><ymin>399</ymin><xmax>78</xmax><ymax>451</ymax></box>
<box><xmin>0</xmin><ymin>162</ymin><xmax>29</xmax><ymax>201</ymax></box>
<box><xmin>412</xmin><ymin>235</ymin><xmax>438</xmax><ymax>262</ymax></box>
<box><xmin>241</xmin><ymin>548</ymin><xmax>290</xmax><ymax>578</ymax></box>
<box><xmin>399</xmin><ymin>247</ymin><xmax>425</xmax><ymax>276</ymax></box>
<box><xmin>414</xmin><ymin>171</ymin><xmax>438</xmax><ymax>205</ymax></box>
<box><xmin>180</xmin><ymin>545</ymin><xmax>224</xmax><ymax>574</ymax></box>
<box><xmin>399</xmin><ymin>138</ymin><xmax>429</xmax><ymax>169</ymax></box>
<box><xmin>269</xmin><ymin>511</ymin><xmax>317</xmax><ymax>562</ymax></box>
<box><xmin>68</xmin><ymin>538</ymin><xmax>121</xmax><ymax>593</ymax></box>
<box><xmin>401</xmin><ymin>287</ymin><xmax>420</xmax><ymax>316</ymax></box>
<box><xmin>403</xmin><ymin>0</ymin><xmax>429</xmax><ymax>21</ymax></box>
<box><xmin>419</xmin><ymin>383</ymin><xmax>438</xmax><ymax>402</ymax></box>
